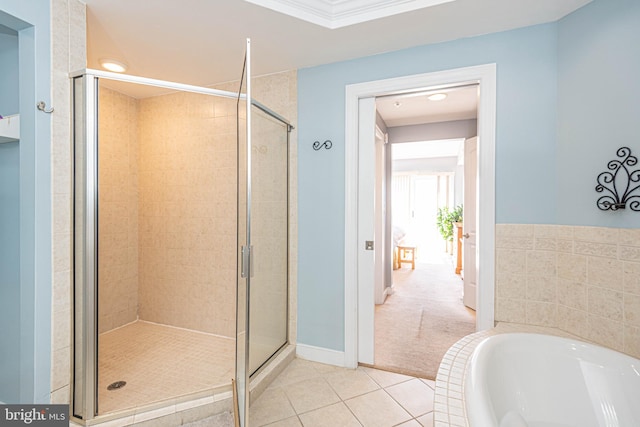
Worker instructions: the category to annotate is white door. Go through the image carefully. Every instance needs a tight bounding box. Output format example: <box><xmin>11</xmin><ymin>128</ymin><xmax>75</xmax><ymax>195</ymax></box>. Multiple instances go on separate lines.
<box><xmin>357</xmin><ymin>97</ymin><xmax>377</xmax><ymax>364</ymax></box>
<box><xmin>374</xmin><ymin>127</ymin><xmax>387</xmax><ymax>305</ymax></box>
<box><xmin>463</xmin><ymin>137</ymin><xmax>477</xmax><ymax>310</ymax></box>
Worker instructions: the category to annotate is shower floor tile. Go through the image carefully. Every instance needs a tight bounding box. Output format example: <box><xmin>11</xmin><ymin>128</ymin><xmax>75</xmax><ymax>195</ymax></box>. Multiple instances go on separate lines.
<box><xmin>98</xmin><ymin>320</ymin><xmax>234</xmax><ymax>414</ymax></box>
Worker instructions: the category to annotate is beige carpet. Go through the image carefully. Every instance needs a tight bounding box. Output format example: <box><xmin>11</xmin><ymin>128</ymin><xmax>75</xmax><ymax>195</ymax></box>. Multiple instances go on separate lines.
<box><xmin>373</xmin><ymin>251</ymin><xmax>476</xmax><ymax>380</ymax></box>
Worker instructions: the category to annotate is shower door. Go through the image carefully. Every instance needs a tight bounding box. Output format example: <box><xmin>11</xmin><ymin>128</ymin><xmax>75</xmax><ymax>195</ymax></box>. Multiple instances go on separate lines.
<box><xmin>236</xmin><ymin>38</ymin><xmax>291</xmax><ymax>427</ymax></box>
<box><xmin>236</xmin><ymin>53</ymin><xmax>249</xmax><ymax>426</ymax></box>
<box><xmin>247</xmin><ymin>105</ymin><xmax>289</xmax><ymax>375</ymax></box>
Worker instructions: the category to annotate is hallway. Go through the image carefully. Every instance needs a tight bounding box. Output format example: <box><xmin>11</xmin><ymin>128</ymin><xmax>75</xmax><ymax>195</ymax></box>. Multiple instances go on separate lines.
<box><xmin>374</xmin><ymin>250</ymin><xmax>476</xmax><ymax>379</ymax></box>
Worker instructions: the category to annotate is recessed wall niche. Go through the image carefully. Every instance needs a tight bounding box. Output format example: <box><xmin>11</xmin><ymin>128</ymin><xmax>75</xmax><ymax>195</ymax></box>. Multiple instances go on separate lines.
<box><xmin>0</xmin><ymin>22</ymin><xmax>20</xmax><ymax>404</ymax></box>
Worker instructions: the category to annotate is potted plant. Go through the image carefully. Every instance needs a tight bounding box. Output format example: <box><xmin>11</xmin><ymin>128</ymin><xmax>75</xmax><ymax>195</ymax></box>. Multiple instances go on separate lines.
<box><xmin>436</xmin><ymin>205</ymin><xmax>463</xmax><ymax>253</ymax></box>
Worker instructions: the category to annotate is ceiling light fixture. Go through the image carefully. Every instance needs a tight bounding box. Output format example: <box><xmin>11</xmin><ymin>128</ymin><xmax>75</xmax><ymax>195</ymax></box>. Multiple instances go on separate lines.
<box><xmin>100</xmin><ymin>59</ymin><xmax>128</xmax><ymax>73</ymax></box>
<box><xmin>427</xmin><ymin>93</ymin><xmax>447</xmax><ymax>101</ymax></box>
<box><xmin>394</xmin><ymin>101</ymin><xmax>402</xmax><ymax>108</ymax></box>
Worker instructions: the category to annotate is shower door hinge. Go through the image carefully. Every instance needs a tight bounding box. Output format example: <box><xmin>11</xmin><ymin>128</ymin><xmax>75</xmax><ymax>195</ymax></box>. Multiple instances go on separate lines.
<box><xmin>365</xmin><ymin>240</ymin><xmax>374</xmax><ymax>250</ymax></box>
<box><xmin>241</xmin><ymin>245</ymin><xmax>254</xmax><ymax>278</ymax></box>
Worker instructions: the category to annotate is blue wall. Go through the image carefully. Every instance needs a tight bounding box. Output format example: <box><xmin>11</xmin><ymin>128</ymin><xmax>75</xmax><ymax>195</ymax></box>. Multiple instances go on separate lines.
<box><xmin>297</xmin><ymin>23</ymin><xmax>558</xmax><ymax>351</ymax></box>
<box><xmin>0</xmin><ymin>30</ymin><xmax>19</xmax><ymax>114</ymax></box>
<box><xmin>297</xmin><ymin>0</ymin><xmax>640</xmax><ymax>353</ymax></box>
<box><xmin>557</xmin><ymin>0</ymin><xmax>640</xmax><ymax>227</ymax></box>
<box><xmin>0</xmin><ymin>1</ymin><xmax>52</xmax><ymax>404</ymax></box>
<box><xmin>0</xmin><ymin>27</ymin><xmax>20</xmax><ymax>404</ymax></box>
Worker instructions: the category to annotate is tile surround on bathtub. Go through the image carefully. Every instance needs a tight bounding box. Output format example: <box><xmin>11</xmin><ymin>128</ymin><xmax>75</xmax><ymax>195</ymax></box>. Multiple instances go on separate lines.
<box><xmin>495</xmin><ymin>224</ymin><xmax>640</xmax><ymax>359</ymax></box>
<box><xmin>434</xmin><ymin>323</ymin><xmax>580</xmax><ymax>427</ymax></box>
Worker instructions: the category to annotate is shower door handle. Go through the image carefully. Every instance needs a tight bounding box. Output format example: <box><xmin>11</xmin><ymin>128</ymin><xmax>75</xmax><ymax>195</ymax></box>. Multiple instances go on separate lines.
<box><xmin>249</xmin><ymin>246</ymin><xmax>254</xmax><ymax>278</ymax></box>
<box><xmin>241</xmin><ymin>245</ymin><xmax>254</xmax><ymax>278</ymax></box>
<box><xmin>241</xmin><ymin>245</ymin><xmax>251</xmax><ymax>278</ymax></box>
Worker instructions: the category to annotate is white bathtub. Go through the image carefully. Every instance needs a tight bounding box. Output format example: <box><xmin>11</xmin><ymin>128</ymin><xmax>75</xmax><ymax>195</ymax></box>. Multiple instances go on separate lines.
<box><xmin>464</xmin><ymin>333</ymin><xmax>640</xmax><ymax>427</ymax></box>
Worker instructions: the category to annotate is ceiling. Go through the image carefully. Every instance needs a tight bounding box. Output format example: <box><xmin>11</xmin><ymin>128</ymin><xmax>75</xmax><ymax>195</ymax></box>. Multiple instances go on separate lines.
<box><xmin>392</xmin><ymin>139</ymin><xmax>463</xmax><ymax>160</ymax></box>
<box><xmin>85</xmin><ymin>0</ymin><xmax>591</xmax><ymax>98</ymax></box>
<box><xmin>376</xmin><ymin>85</ymin><xmax>478</xmax><ymax>127</ymax></box>
<box><xmin>380</xmin><ymin>86</ymin><xmax>474</xmax><ymax>165</ymax></box>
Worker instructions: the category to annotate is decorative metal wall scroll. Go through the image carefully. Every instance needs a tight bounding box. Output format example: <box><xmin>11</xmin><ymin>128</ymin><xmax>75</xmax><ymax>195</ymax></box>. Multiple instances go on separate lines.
<box><xmin>313</xmin><ymin>140</ymin><xmax>332</xmax><ymax>151</ymax></box>
<box><xmin>595</xmin><ymin>146</ymin><xmax>639</xmax><ymax>211</ymax></box>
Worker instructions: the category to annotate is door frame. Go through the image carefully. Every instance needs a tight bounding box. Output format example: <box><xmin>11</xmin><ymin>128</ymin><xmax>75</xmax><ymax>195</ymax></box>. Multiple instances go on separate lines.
<box><xmin>463</xmin><ymin>136</ymin><xmax>478</xmax><ymax>310</ymax></box>
<box><xmin>344</xmin><ymin>64</ymin><xmax>496</xmax><ymax>368</ymax></box>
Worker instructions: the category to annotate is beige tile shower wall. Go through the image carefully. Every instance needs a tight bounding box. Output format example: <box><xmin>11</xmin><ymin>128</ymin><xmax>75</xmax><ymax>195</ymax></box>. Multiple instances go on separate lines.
<box><xmin>496</xmin><ymin>224</ymin><xmax>640</xmax><ymax>359</ymax></box>
<box><xmin>50</xmin><ymin>0</ymin><xmax>86</xmax><ymax>404</ymax></box>
<box><xmin>137</xmin><ymin>91</ymin><xmax>238</xmax><ymax>337</ymax></box>
<box><xmin>97</xmin><ymin>87</ymin><xmax>140</xmax><ymax>334</ymax></box>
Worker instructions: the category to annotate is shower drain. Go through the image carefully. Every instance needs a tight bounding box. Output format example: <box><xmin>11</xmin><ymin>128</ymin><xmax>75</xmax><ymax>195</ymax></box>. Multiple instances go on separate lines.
<box><xmin>107</xmin><ymin>381</ymin><xmax>127</xmax><ymax>391</ymax></box>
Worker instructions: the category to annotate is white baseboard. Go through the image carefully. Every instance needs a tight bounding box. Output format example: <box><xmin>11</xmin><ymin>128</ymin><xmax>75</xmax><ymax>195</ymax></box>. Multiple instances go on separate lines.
<box><xmin>296</xmin><ymin>343</ymin><xmax>346</xmax><ymax>368</ymax></box>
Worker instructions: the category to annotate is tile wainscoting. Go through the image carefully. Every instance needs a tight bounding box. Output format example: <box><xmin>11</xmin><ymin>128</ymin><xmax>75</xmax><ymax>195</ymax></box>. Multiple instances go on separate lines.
<box><xmin>495</xmin><ymin>224</ymin><xmax>640</xmax><ymax>359</ymax></box>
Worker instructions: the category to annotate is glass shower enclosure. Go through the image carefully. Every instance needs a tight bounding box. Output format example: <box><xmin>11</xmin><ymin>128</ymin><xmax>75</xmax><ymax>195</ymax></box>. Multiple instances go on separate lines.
<box><xmin>236</xmin><ymin>39</ymin><xmax>291</xmax><ymax>426</ymax></box>
<box><xmin>71</xmin><ymin>50</ymin><xmax>291</xmax><ymax>425</ymax></box>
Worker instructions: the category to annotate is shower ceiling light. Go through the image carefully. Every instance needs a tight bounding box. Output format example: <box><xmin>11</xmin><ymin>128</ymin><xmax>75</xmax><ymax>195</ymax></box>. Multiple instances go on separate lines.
<box><xmin>428</xmin><ymin>93</ymin><xmax>447</xmax><ymax>101</ymax></box>
<box><xmin>100</xmin><ymin>59</ymin><xmax>128</xmax><ymax>73</ymax></box>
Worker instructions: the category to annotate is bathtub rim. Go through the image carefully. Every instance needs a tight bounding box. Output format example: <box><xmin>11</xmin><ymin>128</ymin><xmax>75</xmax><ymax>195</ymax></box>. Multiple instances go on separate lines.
<box><xmin>464</xmin><ymin>331</ymin><xmax>640</xmax><ymax>427</ymax></box>
<box><xmin>434</xmin><ymin>324</ymin><xmax>630</xmax><ymax>427</ymax></box>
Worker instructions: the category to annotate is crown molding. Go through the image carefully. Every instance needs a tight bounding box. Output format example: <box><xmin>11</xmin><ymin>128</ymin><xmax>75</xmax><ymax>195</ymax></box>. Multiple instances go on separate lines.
<box><xmin>244</xmin><ymin>0</ymin><xmax>456</xmax><ymax>29</ymax></box>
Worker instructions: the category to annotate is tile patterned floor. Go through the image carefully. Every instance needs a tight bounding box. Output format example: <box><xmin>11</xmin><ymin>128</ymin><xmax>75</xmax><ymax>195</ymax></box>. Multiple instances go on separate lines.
<box><xmin>98</xmin><ymin>321</ymin><xmax>234</xmax><ymax>414</ymax></box>
<box><xmin>250</xmin><ymin>359</ymin><xmax>435</xmax><ymax>427</ymax></box>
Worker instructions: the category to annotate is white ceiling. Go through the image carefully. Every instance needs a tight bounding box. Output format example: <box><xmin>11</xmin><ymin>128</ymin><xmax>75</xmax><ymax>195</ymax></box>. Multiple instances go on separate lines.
<box><xmin>376</xmin><ymin>85</ymin><xmax>478</xmax><ymax>127</ymax></box>
<box><xmin>85</xmin><ymin>0</ymin><xmax>591</xmax><ymax>98</ymax></box>
<box><xmin>381</xmin><ymin>86</ymin><xmax>473</xmax><ymax>167</ymax></box>
<box><xmin>392</xmin><ymin>139</ymin><xmax>463</xmax><ymax>160</ymax></box>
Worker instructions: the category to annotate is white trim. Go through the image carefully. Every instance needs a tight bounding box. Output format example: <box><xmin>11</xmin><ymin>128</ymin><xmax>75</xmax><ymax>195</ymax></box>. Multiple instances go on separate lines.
<box><xmin>344</xmin><ymin>64</ymin><xmax>496</xmax><ymax>368</ymax></box>
<box><xmin>474</xmin><ymin>67</ymin><xmax>497</xmax><ymax>332</ymax></box>
<box><xmin>296</xmin><ymin>344</ymin><xmax>346</xmax><ymax>367</ymax></box>
<box><xmin>243</xmin><ymin>0</ymin><xmax>455</xmax><ymax>29</ymax></box>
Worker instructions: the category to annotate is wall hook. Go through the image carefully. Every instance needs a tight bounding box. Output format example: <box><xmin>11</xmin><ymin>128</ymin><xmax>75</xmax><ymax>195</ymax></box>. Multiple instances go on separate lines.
<box><xmin>36</xmin><ymin>101</ymin><xmax>54</xmax><ymax>114</ymax></box>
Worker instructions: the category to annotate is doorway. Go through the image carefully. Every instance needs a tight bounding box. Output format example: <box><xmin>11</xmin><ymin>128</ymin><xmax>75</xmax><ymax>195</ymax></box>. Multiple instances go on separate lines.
<box><xmin>344</xmin><ymin>64</ymin><xmax>496</xmax><ymax>370</ymax></box>
<box><xmin>373</xmin><ymin>122</ymin><xmax>476</xmax><ymax>378</ymax></box>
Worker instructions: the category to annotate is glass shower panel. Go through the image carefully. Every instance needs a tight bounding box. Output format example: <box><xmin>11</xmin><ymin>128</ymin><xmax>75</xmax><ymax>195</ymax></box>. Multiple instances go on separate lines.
<box><xmin>90</xmin><ymin>77</ymin><xmax>238</xmax><ymax>416</ymax></box>
<box><xmin>236</xmin><ymin>71</ymin><xmax>249</xmax><ymax>426</ymax></box>
<box><xmin>248</xmin><ymin>106</ymin><xmax>289</xmax><ymax>375</ymax></box>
